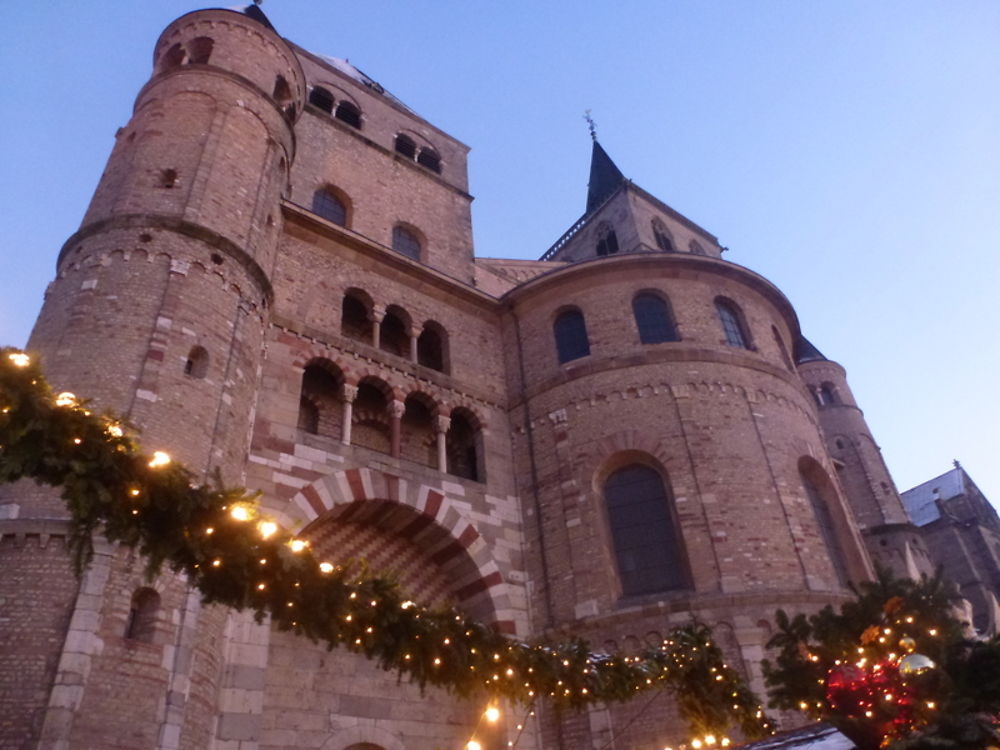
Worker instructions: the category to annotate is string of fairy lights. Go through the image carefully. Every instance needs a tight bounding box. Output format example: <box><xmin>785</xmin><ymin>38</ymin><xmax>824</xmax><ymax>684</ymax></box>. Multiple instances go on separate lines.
<box><xmin>0</xmin><ymin>348</ymin><xmax>775</xmax><ymax>747</ymax></box>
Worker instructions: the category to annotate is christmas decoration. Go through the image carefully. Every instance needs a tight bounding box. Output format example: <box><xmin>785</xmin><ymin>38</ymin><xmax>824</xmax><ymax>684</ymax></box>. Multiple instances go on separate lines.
<box><xmin>0</xmin><ymin>348</ymin><xmax>774</xmax><ymax>743</ymax></box>
<box><xmin>763</xmin><ymin>566</ymin><xmax>1000</xmax><ymax>749</ymax></box>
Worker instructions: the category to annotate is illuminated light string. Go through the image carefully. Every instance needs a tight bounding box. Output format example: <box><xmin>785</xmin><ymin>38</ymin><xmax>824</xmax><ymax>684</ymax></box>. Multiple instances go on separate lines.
<box><xmin>0</xmin><ymin>348</ymin><xmax>776</xmax><ymax>741</ymax></box>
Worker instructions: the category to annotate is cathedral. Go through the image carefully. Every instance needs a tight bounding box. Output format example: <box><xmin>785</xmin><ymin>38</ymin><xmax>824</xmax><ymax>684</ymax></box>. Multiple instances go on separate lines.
<box><xmin>2</xmin><ymin>5</ymin><xmax>997</xmax><ymax>750</ymax></box>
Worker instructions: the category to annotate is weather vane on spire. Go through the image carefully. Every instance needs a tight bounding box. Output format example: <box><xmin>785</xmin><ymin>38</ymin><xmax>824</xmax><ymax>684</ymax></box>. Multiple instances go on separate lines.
<box><xmin>584</xmin><ymin>110</ymin><xmax>597</xmax><ymax>142</ymax></box>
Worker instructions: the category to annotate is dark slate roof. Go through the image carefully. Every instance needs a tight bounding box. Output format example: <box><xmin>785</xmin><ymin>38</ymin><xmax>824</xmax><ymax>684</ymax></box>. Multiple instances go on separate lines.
<box><xmin>901</xmin><ymin>466</ymin><xmax>965</xmax><ymax>526</ymax></box>
<box><xmin>243</xmin><ymin>3</ymin><xmax>276</xmax><ymax>32</ymax></box>
<box><xmin>794</xmin><ymin>336</ymin><xmax>827</xmax><ymax>364</ymax></box>
<box><xmin>739</xmin><ymin>724</ymin><xmax>854</xmax><ymax>749</ymax></box>
<box><xmin>586</xmin><ymin>141</ymin><xmax>626</xmax><ymax>213</ymax></box>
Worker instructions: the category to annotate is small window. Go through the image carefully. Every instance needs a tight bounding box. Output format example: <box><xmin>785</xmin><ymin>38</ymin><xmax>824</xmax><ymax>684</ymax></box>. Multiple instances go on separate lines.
<box><xmin>715</xmin><ymin>298</ymin><xmax>751</xmax><ymax>349</ymax></box>
<box><xmin>392</xmin><ymin>225</ymin><xmax>422</xmax><ymax>260</ymax></box>
<box><xmin>342</xmin><ymin>292</ymin><xmax>372</xmax><ymax>342</ymax></box>
<box><xmin>447</xmin><ymin>409</ymin><xmax>483</xmax><ymax>482</ymax></box>
<box><xmin>816</xmin><ymin>382</ymin><xmax>838</xmax><ymax>406</ymax></box>
<box><xmin>309</xmin><ymin>86</ymin><xmax>335</xmax><ymax>113</ymax></box>
<box><xmin>596</xmin><ymin>222</ymin><xmax>619</xmax><ymax>256</ymax></box>
<box><xmin>395</xmin><ymin>134</ymin><xmax>417</xmax><ymax>159</ymax></box>
<box><xmin>125</xmin><ymin>587</ymin><xmax>160</xmax><ymax>643</ymax></box>
<box><xmin>633</xmin><ymin>293</ymin><xmax>678</xmax><ymax>344</ymax></box>
<box><xmin>187</xmin><ymin>37</ymin><xmax>214</xmax><ymax>65</ymax></box>
<box><xmin>335</xmin><ymin>100</ymin><xmax>362</xmax><ymax>129</ymax></box>
<box><xmin>605</xmin><ymin>465</ymin><xmax>688</xmax><ymax>597</ymax></box>
<box><xmin>553</xmin><ymin>308</ymin><xmax>590</xmax><ymax>363</ymax></box>
<box><xmin>159</xmin><ymin>169</ymin><xmax>178</xmax><ymax>189</ymax></box>
<box><xmin>273</xmin><ymin>75</ymin><xmax>292</xmax><ymax>106</ymax></box>
<box><xmin>417</xmin><ymin>322</ymin><xmax>448</xmax><ymax>373</ymax></box>
<box><xmin>379</xmin><ymin>308</ymin><xmax>410</xmax><ymax>358</ymax></box>
<box><xmin>651</xmin><ymin>219</ymin><xmax>673</xmax><ymax>252</ymax></box>
<box><xmin>312</xmin><ymin>188</ymin><xmax>347</xmax><ymax>226</ymax></box>
<box><xmin>184</xmin><ymin>345</ymin><xmax>209</xmax><ymax>378</ymax></box>
<box><xmin>161</xmin><ymin>43</ymin><xmax>186</xmax><ymax>70</ymax></box>
<box><xmin>417</xmin><ymin>147</ymin><xmax>441</xmax><ymax>173</ymax></box>
<box><xmin>689</xmin><ymin>240</ymin><xmax>707</xmax><ymax>256</ymax></box>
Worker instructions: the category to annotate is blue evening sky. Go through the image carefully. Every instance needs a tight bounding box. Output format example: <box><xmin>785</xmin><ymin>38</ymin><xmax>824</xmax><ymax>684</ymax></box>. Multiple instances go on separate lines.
<box><xmin>2</xmin><ymin>2</ymin><xmax>998</xmax><ymax>502</ymax></box>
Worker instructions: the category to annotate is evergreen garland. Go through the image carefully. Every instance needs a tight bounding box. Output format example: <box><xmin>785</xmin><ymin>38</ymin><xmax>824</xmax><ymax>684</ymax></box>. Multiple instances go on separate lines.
<box><xmin>0</xmin><ymin>348</ymin><xmax>774</xmax><ymax>744</ymax></box>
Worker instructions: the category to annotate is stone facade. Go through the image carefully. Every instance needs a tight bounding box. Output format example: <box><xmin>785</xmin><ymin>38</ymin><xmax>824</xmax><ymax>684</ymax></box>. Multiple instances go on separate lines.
<box><xmin>0</xmin><ymin>5</ymin><xmax>949</xmax><ymax>750</ymax></box>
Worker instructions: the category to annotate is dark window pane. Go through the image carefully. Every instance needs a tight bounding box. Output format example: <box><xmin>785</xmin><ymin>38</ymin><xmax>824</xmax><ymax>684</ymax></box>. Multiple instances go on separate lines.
<box><xmin>605</xmin><ymin>465</ymin><xmax>687</xmax><ymax>596</ymax></box>
<box><xmin>335</xmin><ymin>100</ymin><xmax>362</xmax><ymax>129</ymax></box>
<box><xmin>312</xmin><ymin>189</ymin><xmax>346</xmax><ymax>226</ymax></box>
<box><xmin>309</xmin><ymin>86</ymin><xmax>334</xmax><ymax>113</ymax></box>
<box><xmin>802</xmin><ymin>471</ymin><xmax>849</xmax><ymax>586</ymax></box>
<box><xmin>553</xmin><ymin>309</ymin><xmax>590</xmax><ymax>363</ymax></box>
<box><xmin>392</xmin><ymin>226</ymin><xmax>421</xmax><ymax>260</ymax></box>
<box><xmin>417</xmin><ymin>147</ymin><xmax>441</xmax><ymax>173</ymax></box>
<box><xmin>395</xmin><ymin>134</ymin><xmax>416</xmax><ymax>159</ymax></box>
<box><xmin>633</xmin><ymin>293</ymin><xmax>678</xmax><ymax>344</ymax></box>
<box><xmin>716</xmin><ymin>299</ymin><xmax>750</xmax><ymax>349</ymax></box>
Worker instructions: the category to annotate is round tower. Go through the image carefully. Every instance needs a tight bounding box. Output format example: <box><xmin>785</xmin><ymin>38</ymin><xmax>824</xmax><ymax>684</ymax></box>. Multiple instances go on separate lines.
<box><xmin>797</xmin><ymin>350</ymin><xmax>935</xmax><ymax>578</ymax></box>
<box><xmin>0</xmin><ymin>8</ymin><xmax>304</xmax><ymax>748</ymax></box>
<box><xmin>507</xmin><ymin>252</ymin><xmax>874</xmax><ymax>748</ymax></box>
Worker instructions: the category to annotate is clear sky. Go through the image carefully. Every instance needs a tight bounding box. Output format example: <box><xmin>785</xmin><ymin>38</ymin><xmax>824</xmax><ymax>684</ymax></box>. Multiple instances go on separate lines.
<box><xmin>2</xmin><ymin>2</ymin><xmax>998</xmax><ymax>503</ymax></box>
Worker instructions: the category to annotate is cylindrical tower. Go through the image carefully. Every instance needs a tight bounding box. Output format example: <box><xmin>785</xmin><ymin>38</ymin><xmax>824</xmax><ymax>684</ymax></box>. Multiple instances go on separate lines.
<box><xmin>507</xmin><ymin>253</ymin><xmax>874</xmax><ymax>748</ymax></box>
<box><xmin>0</xmin><ymin>8</ymin><xmax>303</xmax><ymax>748</ymax></box>
<box><xmin>797</xmin><ymin>352</ymin><xmax>935</xmax><ymax>578</ymax></box>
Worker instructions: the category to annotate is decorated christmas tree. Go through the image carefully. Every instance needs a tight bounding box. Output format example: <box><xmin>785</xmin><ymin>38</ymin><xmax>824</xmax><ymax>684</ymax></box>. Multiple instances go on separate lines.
<box><xmin>763</xmin><ymin>567</ymin><xmax>1000</xmax><ymax>749</ymax></box>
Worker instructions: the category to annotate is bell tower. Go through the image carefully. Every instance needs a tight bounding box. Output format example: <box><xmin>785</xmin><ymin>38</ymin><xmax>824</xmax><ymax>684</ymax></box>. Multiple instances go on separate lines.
<box><xmin>0</xmin><ymin>7</ymin><xmax>305</xmax><ymax>747</ymax></box>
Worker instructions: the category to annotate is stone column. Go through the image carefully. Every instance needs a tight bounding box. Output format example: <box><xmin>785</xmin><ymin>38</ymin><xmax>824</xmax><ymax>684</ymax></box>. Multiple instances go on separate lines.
<box><xmin>409</xmin><ymin>327</ymin><xmax>421</xmax><ymax>363</ymax></box>
<box><xmin>435</xmin><ymin>415</ymin><xmax>451</xmax><ymax>473</ymax></box>
<box><xmin>389</xmin><ymin>400</ymin><xmax>405</xmax><ymax>458</ymax></box>
<box><xmin>341</xmin><ymin>384</ymin><xmax>357</xmax><ymax>446</ymax></box>
<box><xmin>371</xmin><ymin>305</ymin><xmax>385</xmax><ymax>349</ymax></box>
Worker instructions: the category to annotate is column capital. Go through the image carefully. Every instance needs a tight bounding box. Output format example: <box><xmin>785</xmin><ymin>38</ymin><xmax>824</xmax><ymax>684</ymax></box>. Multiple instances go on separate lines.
<box><xmin>389</xmin><ymin>400</ymin><xmax>406</xmax><ymax>419</ymax></box>
<box><xmin>435</xmin><ymin>415</ymin><xmax>452</xmax><ymax>434</ymax></box>
<box><xmin>342</xmin><ymin>384</ymin><xmax>358</xmax><ymax>403</ymax></box>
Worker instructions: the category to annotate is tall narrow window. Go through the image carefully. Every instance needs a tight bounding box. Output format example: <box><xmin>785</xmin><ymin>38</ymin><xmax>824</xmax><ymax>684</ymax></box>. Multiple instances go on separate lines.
<box><xmin>341</xmin><ymin>291</ymin><xmax>372</xmax><ymax>342</ymax></box>
<box><xmin>417</xmin><ymin>322</ymin><xmax>448</xmax><ymax>373</ymax></box>
<box><xmin>800</xmin><ymin>461</ymin><xmax>850</xmax><ymax>587</ymax></box>
<box><xmin>312</xmin><ymin>188</ymin><xmax>347</xmax><ymax>226</ymax></box>
<box><xmin>184</xmin><ymin>345</ymin><xmax>209</xmax><ymax>378</ymax></box>
<box><xmin>309</xmin><ymin>86</ymin><xmax>335</xmax><ymax>113</ymax></box>
<box><xmin>299</xmin><ymin>362</ymin><xmax>343</xmax><ymax>440</ymax></box>
<box><xmin>816</xmin><ymin>383</ymin><xmax>838</xmax><ymax>406</ymax></box>
<box><xmin>335</xmin><ymin>100</ymin><xmax>362</xmax><ymax>129</ymax></box>
<box><xmin>632</xmin><ymin>293</ymin><xmax>678</xmax><ymax>344</ymax></box>
<box><xmin>379</xmin><ymin>307</ymin><xmax>410</xmax><ymax>358</ymax></box>
<box><xmin>553</xmin><ymin>309</ymin><xmax>590</xmax><ymax>363</ymax></box>
<box><xmin>273</xmin><ymin>75</ymin><xmax>292</xmax><ymax>106</ymax></box>
<box><xmin>715</xmin><ymin>298</ymin><xmax>751</xmax><ymax>349</ymax></box>
<box><xmin>395</xmin><ymin>134</ymin><xmax>417</xmax><ymax>159</ymax></box>
<box><xmin>392</xmin><ymin>226</ymin><xmax>422</xmax><ymax>260</ymax></box>
<box><xmin>447</xmin><ymin>409</ymin><xmax>482</xmax><ymax>481</ymax></box>
<box><xmin>124</xmin><ymin>587</ymin><xmax>160</xmax><ymax>643</ymax></box>
<box><xmin>596</xmin><ymin>222</ymin><xmax>619</xmax><ymax>256</ymax></box>
<box><xmin>605</xmin><ymin>465</ymin><xmax>688</xmax><ymax>597</ymax></box>
<box><xmin>772</xmin><ymin>325</ymin><xmax>794</xmax><ymax>371</ymax></box>
<box><xmin>187</xmin><ymin>37</ymin><xmax>214</xmax><ymax>65</ymax></box>
<box><xmin>651</xmin><ymin>219</ymin><xmax>673</xmax><ymax>251</ymax></box>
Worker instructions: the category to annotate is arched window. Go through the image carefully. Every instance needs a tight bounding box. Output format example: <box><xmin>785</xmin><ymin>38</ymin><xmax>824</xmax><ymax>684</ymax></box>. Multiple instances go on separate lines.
<box><xmin>273</xmin><ymin>75</ymin><xmax>292</xmax><ymax>106</ymax></box>
<box><xmin>379</xmin><ymin>306</ymin><xmax>410</xmax><ymax>358</ymax></box>
<box><xmin>124</xmin><ymin>587</ymin><xmax>160</xmax><ymax>642</ymax></box>
<box><xmin>392</xmin><ymin>225</ymin><xmax>422</xmax><ymax>260</ymax></box>
<box><xmin>298</xmin><ymin>363</ymin><xmax>343</xmax><ymax>440</ymax></box>
<box><xmin>689</xmin><ymin>240</ymin><xmax>707</xmax><ymax>256</ymax></box>
<box><xmin>604</xmin><ymin>464</ymin><xmax>688</xmax><ymax>597</ymax></box>
<box><xmin>417</xmin><ymin>321</ymin><xmax>448</xmax><ymax>373</ymax></box>
<box><xmin>352</xmin><ymin>381</ymin><xmax>391</xmax><ymax>454</ymax></box>
<box><xmin>632</xmin><ymin>293</ymin><xmax>678</xmax><ymax>344</ymax></box>
<box><xmin>341</xmin><ymin>290</ymin><xmax>373</xmax><ymax>342</ymax></box>
<box><xmin>815</xmin><ymin>382</ymin><xmax>838</xmax><ymax>407</ymax></box>
<box><xmin>772</xmin><ymin>325</ymin><xmax>794</xmax><ymax>371</ymax></box>
<box><xmin>184</xmin><ymin>345</ymin><xmax>209</xmax><ymax>378</ymax></box>
<box><xmin>800</xmin><ymin>460</ymin><xmax>850</xmax><ymax>587</ymax></box>
<box><xmin>715</xmin><ymin>298</ymin><xmax>752</xmax><ymax>349</ymax></box>
<box><xmin>401</xmin><ymin>395</ymin><xmax>436</xmax><ymax>468</ymax></box>
<box><xmin>596</xmin><ymin>222</ymin><xmax>619</xmax><ymax>256</ymax></box>
<box><xmin>335</xmin><ymin>100</ymin><xmax>362</xmax><ymax>129</ymax></box>
<box><xmin>394</xmin><ymin>134</ymin><xmax>417</xmax><ymax>159</ymax></box>
<box><xmin>417</xmin><ymin>146</ymin><xmax>441</xmax><ymax>173</ymax></box>
<box><xmin>161</xmin><ymin>43</ymin><xmax>186</xmax><ymax>71</ymax></box>
<box><xmin>308</xmin><ymin>86</ymin><xmax>335</xmax><ymax>113</ymax></box>
<box><xmin>553</xmin><ymin>308</ymin><xmax>590</xmax><ymax>363</ymax></box>
<box><xmin>312</xmin><ymin>188</ymin><xmax>347</xmax><ymax>226</ymax></box>
<box><xmin>187</xmin><ymin>37</ymin><xmax>214</xmax><ymax>65</ymax></box>
<box><xmin>447</xmin><ymin>409</ymin><xmax>483</xmax><ymax>481</ymax></box>
<box><xmin>651</xmin><ymin>219</ymin><xmax>673</xmax><ymax>251</ymax></box>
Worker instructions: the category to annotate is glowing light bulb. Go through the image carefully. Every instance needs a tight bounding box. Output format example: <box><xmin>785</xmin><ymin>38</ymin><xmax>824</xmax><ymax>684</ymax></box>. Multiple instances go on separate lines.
<box><xmin>401</xmin><ymin>600</ymin><xmax>415</xmax><ymax>609</ymax></box>
<box><xmin>55</xmin><ymin>392</ymin><xmax>77</xmax><ymax>407</ymax></box>
<box><xmin>467</xmin><ymin>742</ymin><xmax>482</xmax><ymax>750</ymax></box>
<box><xmin>288</xmin><ymin>538</ymin><xmax>308</xmax><ymax>552</ymax></box>
<box><xmin>484</xmin><ymin>706</ymin><xmax>500</xmax><ymax>722</ymax></box>
<box><xmin>107</xmin><ymin>424</ymin><xmax>124</xmax><ymax>438</ymax></box>
<box><xmin>319</xmin><ymin>562</ymin><xmax>334</xmax><ymax>573</ymax></box>
<box><xmin>258</xmin><ymin>520</ymin><xmax>278</xmax><ymax>539</ymax></box>
<box><xmin>692</xmin><ymin>740</ymin><xmax>703</xmax><ymax>749</ymax></box>
<box><xmin>230</xmin><ymin>504</ymin><xmax>253</xmax><ymax>521</ymax></box>
<box><xmin>148</xmin><ymin>451</ymin><xmax>171</xmax><ymax>468</ymax></box>
<box><xmin>8</xmin><ymin>352</ymin><xmax>30</xmax><ymax>367</ymax></box>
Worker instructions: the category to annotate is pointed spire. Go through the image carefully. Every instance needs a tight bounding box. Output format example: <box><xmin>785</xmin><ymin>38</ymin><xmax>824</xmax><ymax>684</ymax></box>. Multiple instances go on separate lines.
<box><xmin>586</xmin><ymin>140</ymin><xmax>626</xmax><ymax>214</ymax></box>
